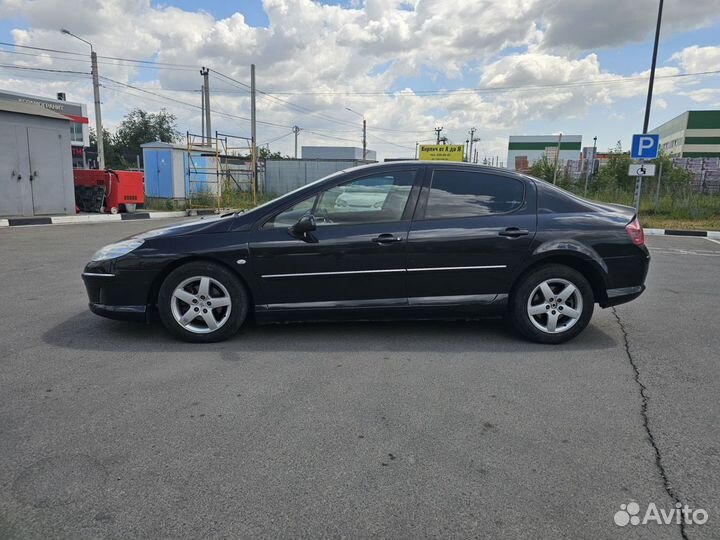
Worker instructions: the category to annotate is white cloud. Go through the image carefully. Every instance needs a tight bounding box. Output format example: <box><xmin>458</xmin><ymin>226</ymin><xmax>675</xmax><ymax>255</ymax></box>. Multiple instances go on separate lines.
<box><xmin>671</xmin><ymin>45</ymin><xmax>720</xmax><ymax>73</ymax></box>
<box><xmin>0</xmin><ymin>0</ymin><xmax>718</xmax><ymax>160</ymax></box>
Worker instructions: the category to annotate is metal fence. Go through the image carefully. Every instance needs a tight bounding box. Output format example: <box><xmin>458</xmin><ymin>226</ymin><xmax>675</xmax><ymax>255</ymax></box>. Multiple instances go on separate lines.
<box><xmin>261</xmin><ymin>159</ymin><xmax>370</xmax><ymax>195</ymax></box>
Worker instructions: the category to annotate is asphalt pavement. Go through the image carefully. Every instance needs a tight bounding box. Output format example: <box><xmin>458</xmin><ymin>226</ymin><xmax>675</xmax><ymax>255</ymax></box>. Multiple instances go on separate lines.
<box><xmin>0</xmin><ymin>219</ymin><xmax>718</xmax><ymax>539</ymax></box>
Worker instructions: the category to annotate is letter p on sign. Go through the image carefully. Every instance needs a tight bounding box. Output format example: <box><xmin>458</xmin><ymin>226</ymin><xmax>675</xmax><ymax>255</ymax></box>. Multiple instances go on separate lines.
<box><xmin>631</xmin><ymin>134</ymin><xmax>660</xmax><ymax>159</ymax></box>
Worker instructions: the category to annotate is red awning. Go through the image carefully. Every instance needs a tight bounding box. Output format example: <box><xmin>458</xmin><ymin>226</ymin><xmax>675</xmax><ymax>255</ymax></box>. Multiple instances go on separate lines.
<box><xmin>64</xmin><ymin>114</ymin><xmax>89</xmax><ymax>124</ymax></box>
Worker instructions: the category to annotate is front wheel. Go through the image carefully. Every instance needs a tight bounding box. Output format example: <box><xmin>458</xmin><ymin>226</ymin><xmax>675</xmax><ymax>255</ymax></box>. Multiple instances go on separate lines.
<box><xmin>509</xmin><ymin>264</ymin><xmax>594</xmax><ymax>344</ymax></box>
<box><xmin>158</xmin><ymin>262</ymin><xmax>248</xmax><ymax>343</ymax></box>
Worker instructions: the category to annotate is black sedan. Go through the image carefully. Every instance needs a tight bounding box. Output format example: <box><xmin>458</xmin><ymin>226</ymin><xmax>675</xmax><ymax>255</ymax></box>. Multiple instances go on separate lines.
<box><xmin>82</xmin><ymin>162</ymin><xmax>649</xmax><ymax>344</ymax></box>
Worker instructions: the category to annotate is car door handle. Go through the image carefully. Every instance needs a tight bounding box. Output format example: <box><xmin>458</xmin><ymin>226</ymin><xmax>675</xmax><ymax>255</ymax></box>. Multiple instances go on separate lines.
<box><xmin>372</xmin><ymin>233</ymin><xmax>403</xmax><ymax>244</ymax></box>
<box><xmin>499</xmin><ymin>227</ymin><xmax>529</xmax><ymax>238</ymax></box>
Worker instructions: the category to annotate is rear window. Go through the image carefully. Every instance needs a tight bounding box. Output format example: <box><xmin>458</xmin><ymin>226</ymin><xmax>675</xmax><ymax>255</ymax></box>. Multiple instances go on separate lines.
<box><xmin>424</xmin><ymin>170</ymin><xmax>525</xmax><ymax>219</ymax></box>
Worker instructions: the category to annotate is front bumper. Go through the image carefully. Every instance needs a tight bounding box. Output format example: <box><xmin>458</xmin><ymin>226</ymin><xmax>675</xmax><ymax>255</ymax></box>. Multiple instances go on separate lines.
<box><xmin>88</xmin><ymin>302</ymin><xmax>148</xmax><ymax>322</ymax></box>
<box><xmin>82</xmin><ymin>265</ymin><xmax>154</xmax><ymax>323</ymax></box>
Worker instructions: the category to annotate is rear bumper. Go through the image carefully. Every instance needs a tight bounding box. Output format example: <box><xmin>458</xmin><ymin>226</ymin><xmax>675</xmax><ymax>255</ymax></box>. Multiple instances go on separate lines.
<box><xmin>601</xmin><ymin>285</ymin><xmax>645</xmax><ymax>307</ymax></box>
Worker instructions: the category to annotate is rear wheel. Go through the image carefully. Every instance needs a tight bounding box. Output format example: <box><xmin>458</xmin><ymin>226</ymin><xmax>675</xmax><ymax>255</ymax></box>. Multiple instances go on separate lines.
<box><xmin>510</xmin><ymin>264</ymin><xmax>594</xmax><ymax>344</ymax></box>
<box><xmin>158</xmin><ymin>262</ymin><xmax>248</xmax><ymax>342</ymax></box>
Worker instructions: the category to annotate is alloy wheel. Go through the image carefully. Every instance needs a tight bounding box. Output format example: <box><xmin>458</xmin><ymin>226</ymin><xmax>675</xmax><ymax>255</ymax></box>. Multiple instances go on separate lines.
<box><xmin>526</xmin><ymin>278</ymin><xmax>583</xmax><ymax>334</ymax></box>
<box><xmin>170</xmin><ymin>275</ymin><xmax>232</xmax><ymax>334</ymax></box>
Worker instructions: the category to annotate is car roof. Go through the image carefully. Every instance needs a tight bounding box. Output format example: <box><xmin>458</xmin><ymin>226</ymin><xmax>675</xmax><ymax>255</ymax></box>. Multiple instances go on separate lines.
<box><xmin>347</xmin><ymin>160</ymin><xmax>522</xmax><ymax>177</ymax></box>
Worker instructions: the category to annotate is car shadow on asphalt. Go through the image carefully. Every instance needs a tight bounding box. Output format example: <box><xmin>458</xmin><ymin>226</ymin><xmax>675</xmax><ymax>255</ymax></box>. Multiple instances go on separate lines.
<box><xmin>42</xmin><ymin>311</ymin><xmax>618</xmax><ymax>354</ymax></box>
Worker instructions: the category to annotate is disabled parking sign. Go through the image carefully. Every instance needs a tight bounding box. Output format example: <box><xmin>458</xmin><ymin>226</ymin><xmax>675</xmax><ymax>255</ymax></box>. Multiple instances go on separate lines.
<box><xmin>631</xmin><ymin>134</ymin><xmax>659</xmax><ymax>159</ymax></box>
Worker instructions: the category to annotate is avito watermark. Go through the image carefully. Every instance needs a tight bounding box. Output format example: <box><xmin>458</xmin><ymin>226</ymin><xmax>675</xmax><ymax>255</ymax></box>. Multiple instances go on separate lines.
<box><xmin>614</xmin><ymin>501</ymin><xmax>708</xmax><ymax>527</ymax></box>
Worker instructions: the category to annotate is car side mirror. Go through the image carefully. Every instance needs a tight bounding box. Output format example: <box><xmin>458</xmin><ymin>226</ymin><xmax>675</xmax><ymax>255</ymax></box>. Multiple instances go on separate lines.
<box><xmin>289</xmin><ymin>214</ymin><xmax>317</xmax><ymax>239</ymax></box>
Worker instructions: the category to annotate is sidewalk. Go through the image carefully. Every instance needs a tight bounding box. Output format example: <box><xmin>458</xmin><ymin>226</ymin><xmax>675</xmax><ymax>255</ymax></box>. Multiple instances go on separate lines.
<box><xmin>0</xmin><ymin>211</ymin><xmax>189</xmax><ymax>228</ymax></box>
<box><xmin>644</xmin><ymin>228</ymin><xmax>720</xmax><ymax>240</ymax></box>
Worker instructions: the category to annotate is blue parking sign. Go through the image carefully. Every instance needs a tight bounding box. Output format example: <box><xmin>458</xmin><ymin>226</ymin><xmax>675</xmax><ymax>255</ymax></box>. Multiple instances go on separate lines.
<box><xmin>631</xmin><ymin>134</ymin><xmax>659</xmax><ymax>159</ymax></box>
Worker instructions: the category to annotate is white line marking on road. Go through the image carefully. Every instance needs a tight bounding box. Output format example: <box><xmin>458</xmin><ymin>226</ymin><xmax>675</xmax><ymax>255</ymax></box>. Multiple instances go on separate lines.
<box><xmin>705</xmin><ymin>237</ymin><xmax>720</xmax><ymax>246</ymax></box>
<box><xmin>649</xmin><ymin>248</ymin><xmax>720</xmax><ymax>257</ymax></box>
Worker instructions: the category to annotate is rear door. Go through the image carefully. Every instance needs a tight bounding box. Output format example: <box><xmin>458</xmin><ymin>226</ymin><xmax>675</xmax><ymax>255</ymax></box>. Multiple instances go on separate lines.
<box><xmin>248</xmin><ymin>167</ymin><xmax>422</xmax><ymax>309</ymax></box>
<box><xmin>405</xmin><ymin>167</ymin><xmax>536</xmax><ymax>305</ymax></box>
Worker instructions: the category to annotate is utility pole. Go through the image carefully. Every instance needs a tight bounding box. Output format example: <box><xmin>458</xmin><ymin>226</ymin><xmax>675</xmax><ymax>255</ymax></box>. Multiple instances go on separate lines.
<box><xmin>552</xmin><ymin>132</ymin><xmax>563</xmax><ymax>184</ymax></box>
<box><xmin>415</xmin><ymin>142</ymin><xmax>419</xmax><ymax>159</ymax></box>
<box><xmin>200</xmin><ymin>67</ymin><xmax>211</xmax><ymax>144</ymax></box>
<box><xmin>468</xmin><ymin>128</ymin><xmax>480</xmax><ymax>164</ymax></box>
<box><xmin>435</xmin><ymin>126</ymin><xmax>444</xmax><ymax>145</ymax></box>
<box><xmin>465</xmin><ymin>139</ymin><xmax>470</xmax><ymax>161</ymax></box>
<box><xmin>468</xmin><ymin>128</ymin><xmax>475</xmax><ymax>163</ymax></box>
<box><xmin>643</xmin><ymin>0</ymin><xmax>664</xmax><ymax>134</ymax></box>
<box><xmin>200</xmin><ymin>84</ymin><xmax>205</xmax><ymax>144</ymax></box>
<box><xmin>250</xmin><ymin>64</ymin><xmax>257</xmax><ymax>193</ymax></box>
<box><xmin>61</xmin><ymin>29</ymin><xmax>104</xmax><ymax>169</ymax></box>
<box><xmin>345</xmin><ymin>108</ymin><xmax>366</xmax><ymax>159</ymax></box>
<box><xmin>90</xmin><ymin>50</ymin><xmax>104</xmax><ymax>169</ymax></box>
<box><xmin>584</xmin><ymin>135</ymin><xmax>597</xmax><ymax>195</ymax></box>
<box><xmin>362</xmin><ymin>118</ymin><xmax>367</xmax><ymax>160</ymax></box>
<box><xmin>292</xmin><ymin>125</ymin><xmax>301</xmax><ymax>159</ymax></box>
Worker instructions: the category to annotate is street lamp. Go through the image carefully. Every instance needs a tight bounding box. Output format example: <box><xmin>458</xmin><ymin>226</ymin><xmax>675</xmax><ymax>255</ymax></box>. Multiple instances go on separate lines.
<box><xmin>345</xmin><ymin>107</ymin><xmax>366</xmax><ymax>160</ymax></box>
<box><xmin>61</xmin><ymin>28</ymin><xmax>104</xmax><ymax>169</ymax></box>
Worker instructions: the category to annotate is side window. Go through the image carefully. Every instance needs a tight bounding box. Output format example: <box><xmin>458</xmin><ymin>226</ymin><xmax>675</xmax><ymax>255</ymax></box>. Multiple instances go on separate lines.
<box><xmin>263</xmin><ymin>171</ymin><xmax>416</xmax><ymax>229</ymax></box>
<box><xmin>424</xmin><ymin>170</ymin><xmax>524</xmax><ymax>219</ymax></box>
<box><xmin>314</xmin><ymin>171</ymin><xmax>414</xmax><ymax>226</ymax></box>
<box><xmin>263</xmin><ymin>195</ymin><xmax>316</xmax><ymax>229</ymax></box>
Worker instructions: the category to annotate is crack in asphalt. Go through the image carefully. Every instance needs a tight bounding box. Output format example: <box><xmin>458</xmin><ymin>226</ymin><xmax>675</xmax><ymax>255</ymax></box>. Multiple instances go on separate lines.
<box><xmin>612</xmin><ymin>307</ymin><xmax>689</xmax><ymax>540</ymax></box>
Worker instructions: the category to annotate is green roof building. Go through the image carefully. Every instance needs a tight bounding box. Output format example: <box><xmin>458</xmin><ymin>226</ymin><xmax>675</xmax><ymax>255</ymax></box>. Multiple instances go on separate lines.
<box><xmin>650</xmin><ymin>110</ymin><xmax>720</xmax><ymax>158</ymax></box>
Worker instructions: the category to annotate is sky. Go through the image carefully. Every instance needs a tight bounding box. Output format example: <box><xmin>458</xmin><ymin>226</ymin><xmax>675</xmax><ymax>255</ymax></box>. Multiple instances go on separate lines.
<box><xmin>1</xmin><ymin>0</ymin><xmax>719</xmax><ymax>162</ymax></box>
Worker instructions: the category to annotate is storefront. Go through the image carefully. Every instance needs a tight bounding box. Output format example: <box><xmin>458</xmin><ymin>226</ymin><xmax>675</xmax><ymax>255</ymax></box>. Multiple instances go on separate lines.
<box><xmin>0</xmin><ymin>89</ymin><xmax>89</xmax><ymax>168</ymax></box>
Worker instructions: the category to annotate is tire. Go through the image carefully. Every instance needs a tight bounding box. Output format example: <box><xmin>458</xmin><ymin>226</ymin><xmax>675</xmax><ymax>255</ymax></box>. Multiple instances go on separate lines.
<box><xmin>509</xmin><ymin>264</ymin><xmax>594</xmax><ymax>344</ymax></box>
<box><xmin>158</xmin><ymin>261</ymin><xmax>248</xmax><ymax>343</ymax></box>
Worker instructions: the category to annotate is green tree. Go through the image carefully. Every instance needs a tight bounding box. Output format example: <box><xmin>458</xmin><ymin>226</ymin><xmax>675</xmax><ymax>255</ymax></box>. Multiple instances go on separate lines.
<box><xmin>528</xmin><ymin>154</ymin><xmax>573</xmax><ymax>185</ymax></box>
<box><xmin>591</xmin><ymin>140</ymin><xmax>632</xmax><ymax>193</ymax></box>
<box><xmin>112</xmin><ymin>108</ymin><xmax>181</xmax><ymax>166</ymax></box>
<box><xmin>89</xmin><ymin>127</ymin><xmax>124</xmax><ymax>169</ymax></box>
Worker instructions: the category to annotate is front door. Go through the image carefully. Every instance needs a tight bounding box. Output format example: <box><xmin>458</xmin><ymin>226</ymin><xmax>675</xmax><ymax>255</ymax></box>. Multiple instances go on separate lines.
<box><xmin>27</xmin><ymin>127</ymin><xmax>68</xmax><ymax>215</ymax></box>
<box><xmin>405</xmin><ymin>167</ymin><xmax>536</xmax><ymax>305</ymax></box>
<box><xmin>249</xmin><ymin>168</ymin><xmax>421</xmax><ymax>309</ymax></box>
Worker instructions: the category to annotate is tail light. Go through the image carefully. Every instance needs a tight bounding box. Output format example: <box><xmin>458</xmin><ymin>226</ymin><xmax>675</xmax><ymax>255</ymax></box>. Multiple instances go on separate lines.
<box><xmin>626</xmin><ymin>217</ymin><xmax>645</xmax><ymax>246</ymax></box>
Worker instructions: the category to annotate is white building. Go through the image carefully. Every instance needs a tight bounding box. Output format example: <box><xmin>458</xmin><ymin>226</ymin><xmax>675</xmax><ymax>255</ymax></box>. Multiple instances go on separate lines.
<box><xmin>507</xmin><ymin>135</ymin><xmax>582</xmax><ymax>172</ymax></box>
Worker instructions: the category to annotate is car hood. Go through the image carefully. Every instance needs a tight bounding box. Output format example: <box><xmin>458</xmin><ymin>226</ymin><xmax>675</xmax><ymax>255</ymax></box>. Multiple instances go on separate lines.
<box><xmin>133</xmin><ymin>214</ymin><xmax>235</xmax><ymax>240</ymax></box>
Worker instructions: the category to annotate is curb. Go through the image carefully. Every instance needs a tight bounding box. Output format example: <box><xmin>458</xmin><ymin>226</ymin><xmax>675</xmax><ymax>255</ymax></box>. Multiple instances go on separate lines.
<box><xmin>0</xmin><ymin>211</ymin><xmax>188</xmax><ymax>228</ymax></box>
<box><xmin>645</xmin><ymin>228</ymin><xmax>720</xmax><ymax>240</ymax></box>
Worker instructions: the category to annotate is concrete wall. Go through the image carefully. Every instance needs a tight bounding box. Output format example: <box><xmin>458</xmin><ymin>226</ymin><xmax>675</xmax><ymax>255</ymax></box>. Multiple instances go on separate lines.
<box><xmin>262</xmin><ymin>159</ymin><xmax>368</xmax><ymax>195</ymax></box>
<box><xmin>301</xmin><ymin>146</ymin><xmax>377</xmax><ymax>161</ymax></box>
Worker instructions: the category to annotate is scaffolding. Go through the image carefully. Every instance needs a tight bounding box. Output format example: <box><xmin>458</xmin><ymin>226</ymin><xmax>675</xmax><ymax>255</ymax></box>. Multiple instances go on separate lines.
<box><xmin>186</xmin><ymin>131</ymin><xmax>257</xmax><ymax>210</ymax></box>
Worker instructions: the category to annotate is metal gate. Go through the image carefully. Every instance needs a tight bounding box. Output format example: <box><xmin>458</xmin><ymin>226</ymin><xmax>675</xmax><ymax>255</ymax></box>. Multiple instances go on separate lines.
<box><xmin>186</xmin><ymin>131</ymin><xmax>256</xmax><ymax>210</ymax></box>
<box><xmin>28</xmin><ymin>127</ymin><xmax>68</xmax><ymax>215</ymax></box>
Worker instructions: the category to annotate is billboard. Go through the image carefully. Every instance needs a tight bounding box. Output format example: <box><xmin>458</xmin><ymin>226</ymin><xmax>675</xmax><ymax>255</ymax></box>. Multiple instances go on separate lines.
<box><xmin>419</xmin><ymin>144</ymin><xmax>464</xmax><ymax>162</ymax></box>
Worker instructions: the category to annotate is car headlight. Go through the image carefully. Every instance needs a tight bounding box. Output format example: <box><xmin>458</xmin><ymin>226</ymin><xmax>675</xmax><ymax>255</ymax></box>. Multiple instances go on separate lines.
<box><xmin>91</xmin><ymin>239</ymin><xmax>144</xmax><ymax>261</ymax></box>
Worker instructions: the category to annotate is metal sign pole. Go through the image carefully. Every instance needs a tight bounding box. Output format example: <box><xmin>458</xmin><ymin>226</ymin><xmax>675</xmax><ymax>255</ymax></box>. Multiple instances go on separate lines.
<box><xmin>633</xmin><ymin>159</ymin><xmax>644</xmax><ymax>213</ymax></box>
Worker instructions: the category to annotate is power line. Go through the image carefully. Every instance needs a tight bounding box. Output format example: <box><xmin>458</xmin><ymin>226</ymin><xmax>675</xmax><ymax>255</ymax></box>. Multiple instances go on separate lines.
<box><xmin>99</xmin><ymin>76</ymin><xmax>293</xmax><ymax>128</ymax></box>
<box><xmin>213</xmin><ymin>69</ymin><xmax>363</xmax><ymax>130</ymax></box>
<box><xmin>259</xmin><ymin>131</ymin><xmax>294</xmax><ymax>146</ymax></box>
<box><xmin>209</xmin><ymin>69</ymin><xmax>720</xmax><ymax>97</ymax></box>
<box><xmin>0</xmin><ymin>42</ymin><xmax>199</xmax><ymax>69</ymax></box>
<box><xmin>0</xmin><ymin>63</ymin><xmax>90</xmax><ymax>75</ymax></box>
<box><xmin>0</xmin><ymin>48</ymin><xmax>197</xmax><ymax>71</ymax></box>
